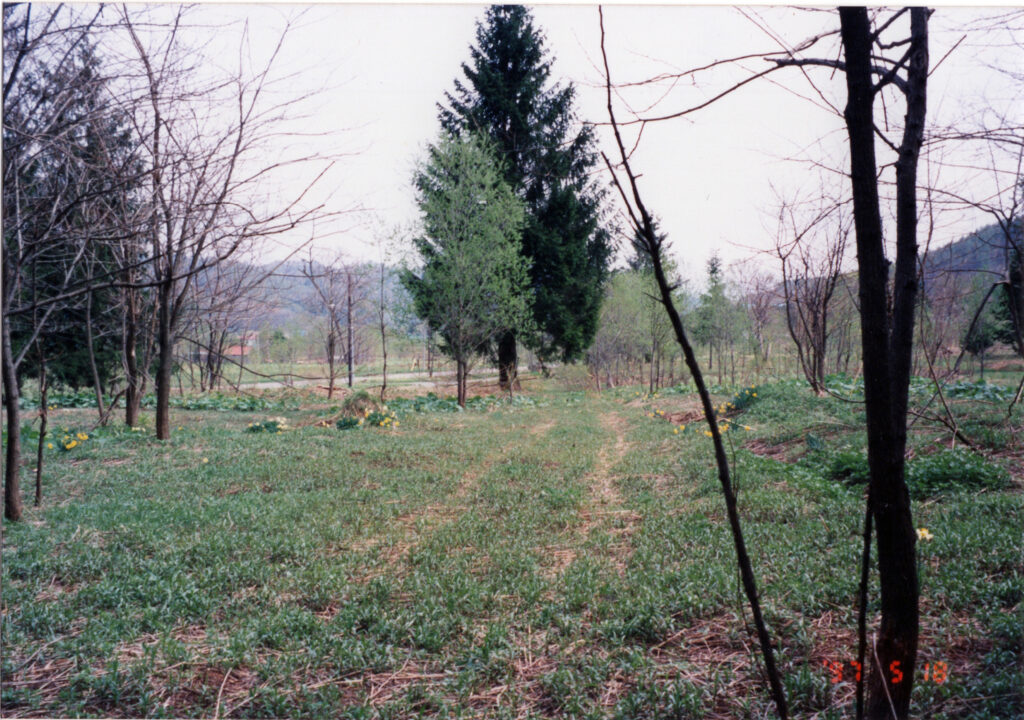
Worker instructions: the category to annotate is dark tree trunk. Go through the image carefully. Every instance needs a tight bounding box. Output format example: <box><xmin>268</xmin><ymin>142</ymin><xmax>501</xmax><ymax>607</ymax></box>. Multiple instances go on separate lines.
<box><xmin>326</xmin><ymin>332</ymin><xmax>336</xmax><ymax>400</ymax></box>
<box><xmin>34</xmin><ymin>350</ymin><xmax>47</xmax><ymax>507</ymax></box>
<box><xmin>346</xmin><ymin>283</ymin><xmax>354</xmax><ymax>388</ymax></box>
<box><xmin>379</xmin><ymin>263</ymin><xmax>388</xmax><ymax>403</ymax></box>
<box><xmin>85</xmin><ymin>290</ymin><xmax>107</xmax><ymax>421</ymax></box>
<box><xmin>456</xmin><ymin>359</ymin><xmax>467</xmax><ymax>407</ymax></box>
<box><xmin>497</xmin><ymin>330</ymin><xmax>517</xmax><ymax>389</ymax></box>
<box><xmin>3</xmin><ymin>316</ymin><xmax>23</xmax><ymax>522</ymax></box>
<box><xmin>426</xmin><ymin>330</ymin><xmax>434</xmax><ymax>378</ymax></box>
<box><xmin>155</xmin><ymin>285</ymin><xmax>173</xmax><ymax>440</ymax></box>
<box><xmin>124</xmin><ymin>287</ymin><xmax>142</xmax><ymax>428</ymax></box>
<box><xmin>839</xmin><ymin>8</ymin><xmax>926</xmax><ymax>717</ymax></box>
<box><xmin>648</xmin><ymin>231</ymin><xmax>789</xmax><ymax>718</ymax></box>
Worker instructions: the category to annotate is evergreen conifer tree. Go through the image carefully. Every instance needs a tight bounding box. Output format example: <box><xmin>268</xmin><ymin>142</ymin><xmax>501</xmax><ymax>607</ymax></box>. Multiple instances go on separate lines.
<box><xmin>439</xmin><ymin>5</ymin><xmax>611</xmax><ymax>385</ymax></box>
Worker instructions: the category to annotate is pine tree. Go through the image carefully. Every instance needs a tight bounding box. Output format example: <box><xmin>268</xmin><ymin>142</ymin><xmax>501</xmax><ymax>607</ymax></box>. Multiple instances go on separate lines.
<box><xmin>439</xmin><ymin>5</ymin><xmax>611</xmax><ymax>385</ymax></box>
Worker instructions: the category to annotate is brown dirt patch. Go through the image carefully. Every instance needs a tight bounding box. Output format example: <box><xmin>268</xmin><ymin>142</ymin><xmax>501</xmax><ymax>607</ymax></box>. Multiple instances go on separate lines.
<box><xmin>101</xmin><ymin>457</ymin><xmax>132</xmax><ymax>467</ymax></box>
<box><xmin>745</xmin><ymin>438</ymin><xmax>804</xmax><ymax>463</ymax></box>
<box><xmin>33</xmin><ymin>576</ymin><xmax>81</xmax><ymax>603</ymax></box>
<box><xmin>666</xmin><ymin>409</ymin><xmax>705</xmax><ymax>425</ymax></box>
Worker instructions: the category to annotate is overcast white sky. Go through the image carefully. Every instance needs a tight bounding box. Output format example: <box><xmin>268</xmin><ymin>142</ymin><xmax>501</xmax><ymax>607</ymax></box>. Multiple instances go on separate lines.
<box><xmin>120</xmin><ymin>4</ymin><xmax>1023</xmax><ymax>287</ymax></box>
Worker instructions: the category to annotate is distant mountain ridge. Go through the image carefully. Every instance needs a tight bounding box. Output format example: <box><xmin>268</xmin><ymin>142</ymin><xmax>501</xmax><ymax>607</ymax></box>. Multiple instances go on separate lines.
<box><xmin>922</xmin><ymin>222</ymin><xmax>1020</xmax><ymax>283</ymax></box>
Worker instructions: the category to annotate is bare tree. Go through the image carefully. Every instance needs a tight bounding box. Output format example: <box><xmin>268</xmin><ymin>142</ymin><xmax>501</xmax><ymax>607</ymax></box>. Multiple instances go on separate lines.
<box><xmin>774</xmin><ymin>10</ymin><xmax>930</xmax><ymax>716</ymax></box>
<box><xmin>598</xmin><ymin>10</ymin><xmax>790</xmax><ymax>716</ymax></box>
<box><xmin>120</xmin><ymin>7</ymin><xmax>330</xmax><ymax>440</ymax></box>
<box><xmin>773</xmin><ymin>199</ymin><xmax>851</xmax><ymax>394</ymax></box>
<box><xmin>301</xmin><ymin>252</ymin><xmax>369</xmax><ymax>398</ymax></box>
<box><xmin>595</xmin><ymin>5</ymin><xmax>934</xmax><ymax>716</ymax></box>
<box><xmin>180</xmin><ymin>259</ymin><xmax>268</xmax><ymax>392</ymax></box>
<box><xmin>735</xmin><ymin>265</ymin><xmax>777</xmax><ymax>375</ymax></box>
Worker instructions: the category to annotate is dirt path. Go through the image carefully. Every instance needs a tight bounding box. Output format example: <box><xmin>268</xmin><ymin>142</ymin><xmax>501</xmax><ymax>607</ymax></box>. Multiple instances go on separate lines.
<box><xmin>545</xmin><ymin>409</ymin><xmax>640</xmax><ymax>578</ymax></box>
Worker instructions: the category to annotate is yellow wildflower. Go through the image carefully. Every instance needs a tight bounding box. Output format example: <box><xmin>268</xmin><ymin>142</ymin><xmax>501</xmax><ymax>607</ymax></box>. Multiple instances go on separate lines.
<box><xmin>47</xmin><ymin>443</ymin><xmax>53</xmax><ymax>450</ymax></box>
<box><xmin>76</xmin><ymin>432</ymin><xmax>88</xmax><ymax>441</ymax></box>
<box><xmin>673</xmin><ymin>428</ymin><xmax>679</xmax><ymax>434</ymax></box>
<box><xmin>703</xmin><ymin>430</ymin><xmax>712</xmax><ymax>437</ymax></box>
<box><xmin>202</xmin><ymin>457</ymin><xmax>209</xmax><ymax>464</ymax></box>
<box><xmin>743</xmin><ymin>425</ymin><xmax>752</xmax><ymax>431</ymax></box>
<box><xmin>916</xmin><ymin>528</ymin><xmax>934</xmax><ymax>541</ymax></box>
<box><xmin>65</xmin><ymin>440</ymin><xmax>78</xmax><ymax>449</ymax></box>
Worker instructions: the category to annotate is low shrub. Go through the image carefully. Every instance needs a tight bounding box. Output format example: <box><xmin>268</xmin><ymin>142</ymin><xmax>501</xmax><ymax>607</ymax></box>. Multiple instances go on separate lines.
<box><xmin>826</xmin><ymin>450</ymin><xmax>871</xmax><ymax>486</ymax></box>
<box><xmin>822</xmin><ymin>447</ymin><xmax>1009</xmax><ymax>497</ymax></box>
<box><xmin>907</xmin><ymin>448</ymin><xmax>1010</xmax><ymax>497</ymax></box>
<box><xmin>245</xmin><ymin>417</ymin><xmax>290</xmax><ymax>433</ymax></box>
<box><xmin>729</xmin><ymin>385</ymin><xmax>760</xmax><ymax>412</ymax></box>
<box><xmin>363</xmin><ymin>408</ymin><xmax>398</xmax><ymax>428</ymax></box>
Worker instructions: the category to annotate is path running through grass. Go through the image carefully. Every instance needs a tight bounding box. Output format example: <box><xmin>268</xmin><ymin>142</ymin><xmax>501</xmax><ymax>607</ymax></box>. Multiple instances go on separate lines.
<box><xmin>2</xmin><ymin>386</ymin><xmax>1020</xmax><ymax>718</ymax></box>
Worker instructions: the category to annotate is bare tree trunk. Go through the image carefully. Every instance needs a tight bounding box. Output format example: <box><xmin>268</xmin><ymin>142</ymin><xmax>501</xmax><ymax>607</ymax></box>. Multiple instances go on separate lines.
<box><xmin>34</xmin><ymin>351</ymin><xmax>47</xmax><ymax>506</ymax></box>
<box><xmin>456</xmin><ymin>359</ymin><xmax>467</xmax><ymax>407</ymax></box>
<box><xmin>379</xmin><ymin>263</ymin><xmax>388</xmax><ymax>403</ymax></box>
<box><xmin>155</xmin><ymin>284</ymin><xmax>174</xmax><ymax>440</ymax></box>
<box><xmin>730</xmin><ymin>343</ymin><xmax>736</xmax><ymax>386</ymax></box>
<box><xmin>599</xmin><ymin>12</ymin><xmax>788</xmax><ymax>714</ymax></box>
<box><xmin>497</xmin><ymin>330</ymin><xmax>516</xmax><ymax>389</ymax></box>
<box><xmin>85</xmin><ymin>290</ymin><xmax>107</xmax><ymax>422</ymax></box>
<box><xmin>3</xmin><ymin>317</ymin><xmax>23</xmax><ymax>522</ymax></box>
<box><xmin>839</xmin><ymin>8</ymin><xmax>926</xmax><ymax>716</ymax></box>
<box><xmin>124</xmin><ymin>296</ymin><xmax>142</xmax><ymax>427</ymax></box>
<box><xmin>346</xmin><ymin>280</ymin><xmax>354</xmax><ymax>388</ymax></box>
<box><xmin>326</xmin><ymin>333</ymin><xmax>336</xmax><ymax>400</ymax></box>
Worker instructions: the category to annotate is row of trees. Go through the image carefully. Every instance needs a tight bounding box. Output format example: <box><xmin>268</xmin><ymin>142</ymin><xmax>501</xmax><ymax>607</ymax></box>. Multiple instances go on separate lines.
<box><xmin>587</xmin><ymin>211</ymin><xmax>1022</xmax><ymax>397</ymax></box>
<box><xmin>2</xmin><ymin>6</ymin><xmax>333</xmax><ymax>520</ymax></box>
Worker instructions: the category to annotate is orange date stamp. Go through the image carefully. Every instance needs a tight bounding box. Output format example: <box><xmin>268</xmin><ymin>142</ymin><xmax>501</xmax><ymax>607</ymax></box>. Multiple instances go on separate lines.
<box><xmin>823</xmin><ymin>659</ymin><xmax>948</xmax><ymax>685</ymax></box>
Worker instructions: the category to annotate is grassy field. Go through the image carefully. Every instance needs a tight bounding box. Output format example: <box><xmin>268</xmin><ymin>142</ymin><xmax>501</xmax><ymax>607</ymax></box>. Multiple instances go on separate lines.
<box><xmin>2</xmin><ymin>378</ymin><xmax>1021</xmax><ymax>718</ymax></box>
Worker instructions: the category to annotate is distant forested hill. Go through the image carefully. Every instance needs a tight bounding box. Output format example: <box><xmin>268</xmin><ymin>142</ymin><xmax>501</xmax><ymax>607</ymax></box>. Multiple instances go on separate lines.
<box><xmin>922</xmin><ymin>222</ymin><xmax>1019</xmax><ymax>283</ymax></box>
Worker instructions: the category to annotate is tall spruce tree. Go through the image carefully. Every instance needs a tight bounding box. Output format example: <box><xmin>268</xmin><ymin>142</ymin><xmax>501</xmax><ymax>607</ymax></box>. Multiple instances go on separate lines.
<box><xmin>439</xmin><ymin>5</ymin><xmax>611</xmax><ymax>386</ymax></box>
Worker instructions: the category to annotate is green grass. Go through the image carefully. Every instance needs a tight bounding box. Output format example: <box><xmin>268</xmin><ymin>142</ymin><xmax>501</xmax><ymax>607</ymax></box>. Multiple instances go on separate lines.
<box><xmin>3</xmin><ymin>379</ymin><xmax>1021</xmax><ymax>718</ymax></box>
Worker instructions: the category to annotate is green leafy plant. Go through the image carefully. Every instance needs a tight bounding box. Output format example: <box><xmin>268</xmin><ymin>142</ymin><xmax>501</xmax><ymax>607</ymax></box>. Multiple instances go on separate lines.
<box><xmin>363</xmin><ymin>409</ymin><xmax>398</xmax><ymax>429</ymax></box>
<box><xmin>57</xmin><ymin>429</ymin><xmax>90</xmax><ymax>452</ymax></box>
<box><xmin>335</xmin><ymin>417</ymin><xmax>361</xmax><ymax>430</ymax></box>
<box><xmin>822</xmin><ymin>447</ymin><xmax>1009</xmax><ymax>497</ymax></box>
<box><xmin>728</xmin><ymin>385</ymin><xmax>760</xmax><ymax>412</ymax></box>
<box><xmin>245</xmin><ymin>417</ymin><xmax>290</xmax><ymax>434</ymax></box>
<box><xmin>907</xmin><ymin>448</ymin><xmax>1010</xmax><ymax>497</ymax></box>
<box><xmin>826</xmin><ymin>450</ymin><xmax>871</xmax><ymax>486</ymax></box>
